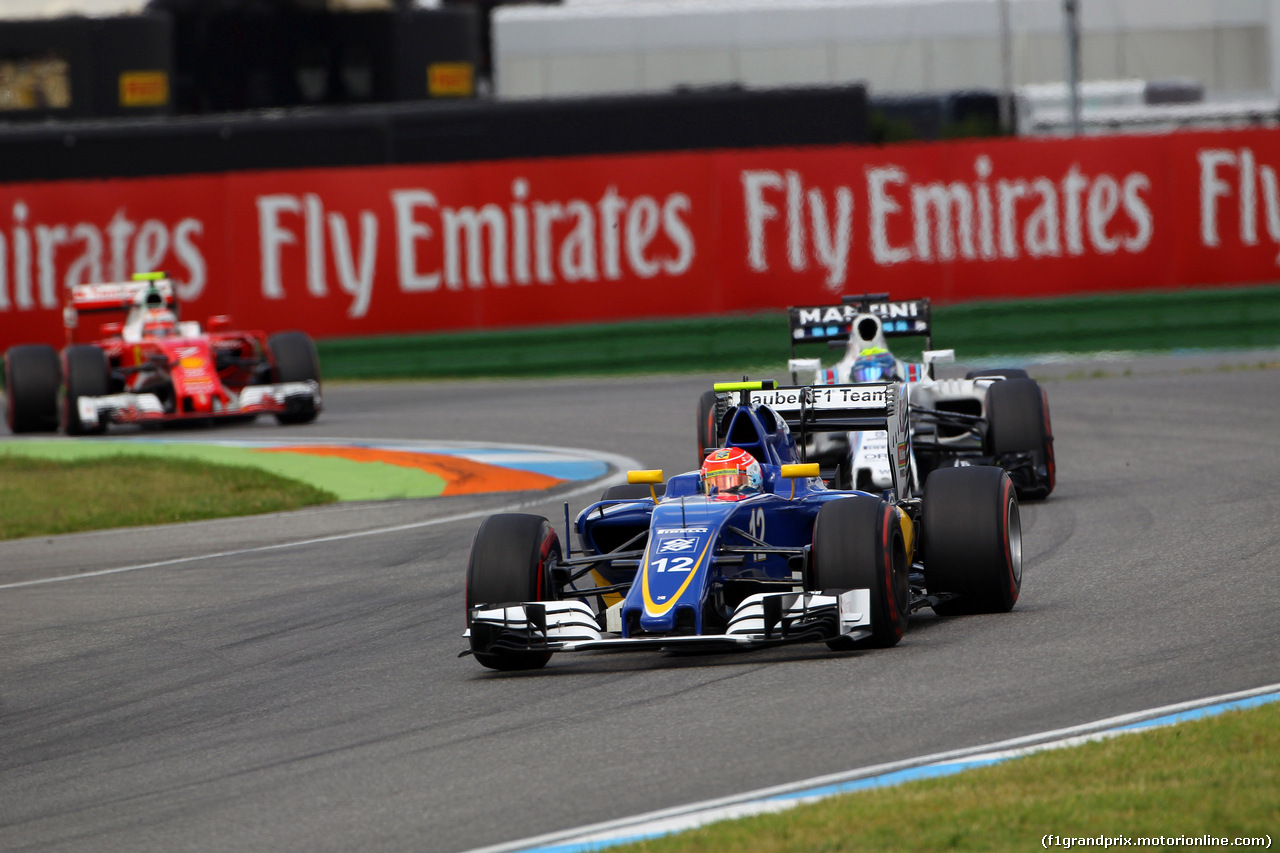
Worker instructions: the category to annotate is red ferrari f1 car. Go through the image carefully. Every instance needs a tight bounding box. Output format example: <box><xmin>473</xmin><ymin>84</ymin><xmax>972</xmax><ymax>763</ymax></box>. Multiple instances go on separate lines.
<box><xmin>4</xmin><ymin>273</ymin><xmax>322</xmax><ymax>435</ymax></box>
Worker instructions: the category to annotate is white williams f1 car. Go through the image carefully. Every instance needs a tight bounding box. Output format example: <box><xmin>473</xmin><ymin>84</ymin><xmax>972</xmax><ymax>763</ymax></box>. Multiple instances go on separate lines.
<box><xmin>698</xmin><ymin>294</ymin><xmax>1054</xmax><ymax>500</ymax></box>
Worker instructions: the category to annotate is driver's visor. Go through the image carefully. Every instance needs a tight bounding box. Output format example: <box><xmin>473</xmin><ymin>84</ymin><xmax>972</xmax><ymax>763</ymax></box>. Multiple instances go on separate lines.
<box><xmin>704</xmin><ymin>468</ymin><xmax>749</xmax><ymax>494</ymax></box>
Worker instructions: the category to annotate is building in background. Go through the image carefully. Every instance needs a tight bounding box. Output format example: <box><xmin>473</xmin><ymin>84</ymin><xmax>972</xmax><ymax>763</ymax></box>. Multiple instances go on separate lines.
<box><xmin>492</xmin><ymin>0</ymin><xmax>1280</xmax><ymax>134</ymax></box>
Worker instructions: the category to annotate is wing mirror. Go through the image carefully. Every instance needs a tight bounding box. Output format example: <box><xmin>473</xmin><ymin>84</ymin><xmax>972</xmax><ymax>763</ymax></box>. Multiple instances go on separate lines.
<box><xmin>627</xmin><ymin>469</ymin><xmax>664</xmax><ymax>502</ymax></box>
<box><xmin>780</xmin><ymin>463</ymin><xmax>821</xmax><ymax>498</ymax></box>
<box><xmin>787</xmin><ymin>357</ymin><xmax>822</xmax><ymax>383</ymax></box>
<box><xmin>922</xmin><ymin>348</ymin><xmax>955</xmax><ymax>380</ymax></box>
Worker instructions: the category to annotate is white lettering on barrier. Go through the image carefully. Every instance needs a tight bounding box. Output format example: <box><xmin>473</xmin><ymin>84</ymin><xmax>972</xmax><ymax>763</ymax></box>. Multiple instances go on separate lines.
<box><xmin>248</xmin><ymin>181</ymin><xmax>699</xmax><ymax>319</ymax></box>
<box><xmin>1198</xmin><ymin>146</ymin><xmax>1280</xmax><ymax>264</ymax></box>
<box><xmin>257</xmin><ymin>194</ymin><xmax>300</xmax><ymax>300</ymax></box>
<box><xmin>746</xmin><ymin>155</ymin><xmax>1155</xmax><ymax>281</ymax></box>
<box><xmin>391</xmin><ymin>189</ymin><xmax>440</xmax><ymax>293</ymax></box>
<box><xmin>889</xmin><ymin>158</ymin><xmax>1149</xmax><ymax>270</ymax></box>
<box><xmin>743</xmin><ymin>169</ymin><xmax>854</xmax><ymax>289</ymax></box>
<box><xmin>329</xmin><ymin>210</ymin><xmax>378</xmax><ymax>318</ymax></box>
<box><xmin>389</xmin><ymin>181</ymin><xmax>694</xmax><ymax>299</ymax></box>
<box><xmin>0</xmin><ymin>202</ymin><xmax>207</xmax><ymax>313</ymax></box>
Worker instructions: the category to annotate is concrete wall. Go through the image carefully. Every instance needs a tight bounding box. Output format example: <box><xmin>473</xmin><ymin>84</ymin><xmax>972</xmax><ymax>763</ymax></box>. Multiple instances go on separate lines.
<box><xmin>493</xmin><ymin>0</ymin><xmax>1275</xmax><ymax>100</ymax></box>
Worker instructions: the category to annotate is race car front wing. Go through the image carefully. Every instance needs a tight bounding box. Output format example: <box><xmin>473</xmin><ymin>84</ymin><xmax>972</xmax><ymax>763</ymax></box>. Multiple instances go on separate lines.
<box><xmin>464</xmin><ymin>588</ymin><xmax>872</xmax><ymax>658</ymax></box>
<box><xmin>73</xmin><ymin>380</ymin><xmax>321</xmax><ymax>428</ymax></box>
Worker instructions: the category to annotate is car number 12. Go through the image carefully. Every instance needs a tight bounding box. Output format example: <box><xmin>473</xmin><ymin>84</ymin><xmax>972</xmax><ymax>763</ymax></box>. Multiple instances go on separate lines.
<box><xmin>651</xmin><ymin>556</ymin><xmax>695</xmax><ymax>573</ymax></box>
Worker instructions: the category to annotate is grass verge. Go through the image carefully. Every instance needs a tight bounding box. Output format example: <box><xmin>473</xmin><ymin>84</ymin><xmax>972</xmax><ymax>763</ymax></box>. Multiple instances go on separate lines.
<box><xmin>0</xmin><ymin>455</ymin><xmax>335</xmax><ymax>540</ymax></box>
<box><xmin>614</xmin><ymin>702</ymin><xmax>1280</xmax><ymax>852</ymax></box>
<box><xmin>315</xmin><ymin>284</ymin><xmax>1280</xmax><ymax>380</ymax></box>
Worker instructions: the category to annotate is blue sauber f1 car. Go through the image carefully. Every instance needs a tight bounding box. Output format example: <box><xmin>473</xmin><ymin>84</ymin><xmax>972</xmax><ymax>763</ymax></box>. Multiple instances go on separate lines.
<box><xmin>463</xmin><ymin>380</ymin><xmax>1022</xmax><ymax>671</ymax></box>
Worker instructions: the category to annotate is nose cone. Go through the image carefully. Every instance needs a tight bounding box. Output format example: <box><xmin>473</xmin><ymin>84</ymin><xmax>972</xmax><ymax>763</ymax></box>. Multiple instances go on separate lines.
<box><xmin>639</xmin><ymin>610</ymin><xmax>677</xmax><ymax>634</ymax></box>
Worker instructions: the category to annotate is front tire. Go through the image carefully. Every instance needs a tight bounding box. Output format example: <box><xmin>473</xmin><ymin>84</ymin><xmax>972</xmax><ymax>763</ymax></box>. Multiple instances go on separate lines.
<box><xmin>922</xmin><ymin>466</ymin><xmax>1021</xmax><ymax>615</ymax></box>
<box><xmin>4</xmin><ymin>345</ymin><xmax>60</xmax><ymax>433</ymax></box>
<box><xmin>811</xmin><ymin>496</ymin><xmax>909</xmax><ymax>649</ymax></box>
<box><xmin>985</xmin><ymin>378</ymin><xmax>1055</xmax><ymax>500</ymax></box>
<box><xmin>465</xmin><ymin>513</ymin><xmax>563</xmax><ymax>671</ymax></box>
<box><xmin>268</xmin><ymin>331</ymin><xmax>321</xmax><ymax>425</ymax></box>
<box><xmin>61</xmin><ymin>345</ymin><xmax>110</xmax><ymax>436</ymax></box>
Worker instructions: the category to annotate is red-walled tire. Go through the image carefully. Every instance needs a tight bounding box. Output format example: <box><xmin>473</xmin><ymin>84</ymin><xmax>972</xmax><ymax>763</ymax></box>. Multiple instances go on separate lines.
<box><xmin>4</xmin><ymin>345</ymin><xmax>60</xmax><ymax>433</ymax></box>
<box><xmin>696</xmin><ymin>389</ymin><xmax>718</xmax><ymax>466</ymax></box>
<box><xmin>465</xmin><ymin>513</ymin><xmax>563</xmax><ymax>671</ymax></box>
<box><xmin>923</xmin><ymin>466</ymin><xmax>1022</xmax><ymax>615</ymax></box>
<box><xmin>811</xmin><ymin>495</ymin><xmax>909</xmax><ymax>649</ymax></box>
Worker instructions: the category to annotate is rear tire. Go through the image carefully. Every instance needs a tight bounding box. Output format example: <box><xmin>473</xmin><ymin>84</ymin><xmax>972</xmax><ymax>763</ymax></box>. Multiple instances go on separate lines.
<box><xmin>465</xmin><ymin>513</ymin><xmax>563</xmax><ymax>671</ymax></box>
<box><xmin>811</xmin><ymin>496</ymin><xmax>908</xmax><ymax>649</ymax></box>
<box><xmin>4</xmin><ymin>345</ymin><xmax>60</xmax><ymax>433</ymax></box>
<box><xmin>268</xmin><ymin>331</ymin><xmax>321</xmax><ymax>425</ymax></box>
<box><xmin>986</xmin><ymin>378</ymin><xmax>1054</xmax><ymax>500</ymax></box>
<box><xmin>922</xmin><ymin>466</ymin><xmax>1021</xmax><ymax>615</ymax></box>
<box><xmin>696</xmin><ymin>389</ymin><xmax>718</xmax><ymax>465</ymax></box>
<box><xmin>61</xmin><ymin>345</ymin><xmax>110</xmax><ymax>436</ymax></box>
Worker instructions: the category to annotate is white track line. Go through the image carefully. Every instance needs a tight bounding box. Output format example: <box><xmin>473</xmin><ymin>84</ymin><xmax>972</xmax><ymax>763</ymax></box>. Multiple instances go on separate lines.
<box><xmin>0</xmin><ymin>448</ymin><xmax>640</xmax><ymax>591</ymax></box>
<box><xmin>467</xmin><ymin>682</ymin><xmax>1280</xmax><ymax>853</ymax></box>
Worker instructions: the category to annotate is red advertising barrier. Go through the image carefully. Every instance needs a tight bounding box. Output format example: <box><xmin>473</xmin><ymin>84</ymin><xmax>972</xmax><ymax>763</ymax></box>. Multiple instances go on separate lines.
<box><xmin>2</xmin><ymin>127</ymin><xmax>1279</xmax><ymax>348</ymax></box>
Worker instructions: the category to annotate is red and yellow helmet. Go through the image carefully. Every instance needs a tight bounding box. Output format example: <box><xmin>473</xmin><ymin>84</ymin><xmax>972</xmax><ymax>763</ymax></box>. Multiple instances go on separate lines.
<box><xmin>700</xmin><ymin>447</ymin><xmax>763</xmax><ymax>501</ymax></box>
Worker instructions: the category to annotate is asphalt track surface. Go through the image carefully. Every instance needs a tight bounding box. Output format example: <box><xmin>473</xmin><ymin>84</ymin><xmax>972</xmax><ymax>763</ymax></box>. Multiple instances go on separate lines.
<box><xmin>2</xmin><ymin>352</ymin><xmax>1278</xmax><ymax>853</ymax></box>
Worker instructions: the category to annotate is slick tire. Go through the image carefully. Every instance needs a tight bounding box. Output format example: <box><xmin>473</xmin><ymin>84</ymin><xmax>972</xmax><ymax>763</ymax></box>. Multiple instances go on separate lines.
<box><xmin>268</xmin><ymin>331</ymin><xmax>321</xmax><ymax>425</ymax></box>
<box><xmin>61</xmin><ymin>345</ymin><xmax>110</xmax><ymax>436</ymax></box>
<box><xmin>965</xmin><ymin>368</ymin><xmax>1029</xmax><ymax>380</ymax></box>
<box><xmin>4</xmin><ymin>345</ymin><xmax>60</xmax><ymax>433</ymax></box>
<box><xmin>465</xmin><ymin>513</ymin><xmax>563</xmax><ymax>671</ymax></box>
<box><xmin>985</xmin><ymin>377</ymin><xmax>1055</xmax><ymax>500</ymax></box>
<box><xmin>600</xmin><ymin>483</ymin><xmax>666</xmax><ymax>502</ymax></box>
<box><xmin>811</xmin><ymin>495</ymin><xmax>909</xmax><ymax>650</ymax></box>
<box><xmin>696</xmin><ymin>389</ymin><xmax>718</xmax><ymax>465</ymax></box>
<box><xmin>922</xmin><ymin>466</ymin><xmax>1022</xmax><ymax>615</ymax></box>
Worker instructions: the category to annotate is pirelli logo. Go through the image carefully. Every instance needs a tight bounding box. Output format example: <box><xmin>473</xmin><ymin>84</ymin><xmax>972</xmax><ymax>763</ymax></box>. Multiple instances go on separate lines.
<box><xmin>119</xmin><ymin>70</ymin><xmax>169</xmax><ymax>107</ymax></box>
<box><xmin>427</xmin><ymin>62</ymin><xmax>474</xmax><ymax>97</ymax></box>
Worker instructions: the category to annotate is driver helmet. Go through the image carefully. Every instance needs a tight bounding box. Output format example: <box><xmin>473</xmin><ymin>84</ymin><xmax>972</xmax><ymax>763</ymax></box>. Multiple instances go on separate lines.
<box><xmin>700</xmin><ymin>447</ymin><xmax>763</xmax><ymax>501</ymax></box>
<box><xmin>852</xmin><ymin>347</ymin><xmax>898</xmax><ymax>382</ymax></box>
<box><xmin>142</xmin><ymin>306</ymin><xmax>178</xmax><ymax>338</ymax></box>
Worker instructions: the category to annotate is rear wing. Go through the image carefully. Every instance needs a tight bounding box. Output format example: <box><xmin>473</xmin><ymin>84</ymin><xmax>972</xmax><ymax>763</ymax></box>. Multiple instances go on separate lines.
<box><xmin>745</xmin><ymin>383</ymin><xmax>900</xmax><ymax>433</ymax></box>
<box><xmin>717</xmin><ymin>380</ymin><xmax>913</xmax><ymax>496</ymax></box>
<box><xmin>67</xmin><ymin>278</ymin><xmax>175</xmax><ymax>314</ymax></box>
<box><xmin>63</xmin><ymin>275</ymin><xmax>176</xmax><ymax>343</ymax></box>
<box><xmin>788</xmin><ymin>294</ymin><xmax>932</xmax><ymax>353</ymax></box>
